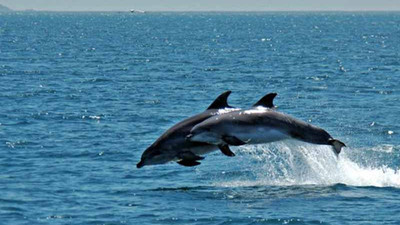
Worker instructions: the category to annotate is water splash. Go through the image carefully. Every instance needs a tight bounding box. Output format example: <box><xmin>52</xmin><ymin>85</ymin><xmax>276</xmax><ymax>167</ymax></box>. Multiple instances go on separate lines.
<box><xmin>217</xmin><ymin>141</ymin><xmax>400</xmax><ymax>188</ymax></box>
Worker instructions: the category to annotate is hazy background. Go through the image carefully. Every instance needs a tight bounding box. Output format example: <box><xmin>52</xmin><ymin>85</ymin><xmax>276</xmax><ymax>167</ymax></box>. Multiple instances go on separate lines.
<box><xmin>1</xmin><ymin>0</ymin><xmax>400</xmax><ymax>11</ymax></box>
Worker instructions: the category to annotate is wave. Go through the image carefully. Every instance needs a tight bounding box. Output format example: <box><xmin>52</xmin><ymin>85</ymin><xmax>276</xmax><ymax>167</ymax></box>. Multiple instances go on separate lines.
<box><xmin>215</xmin><ymin>141</ymin><xmax>400</xmax><ymax>188</ymax></box>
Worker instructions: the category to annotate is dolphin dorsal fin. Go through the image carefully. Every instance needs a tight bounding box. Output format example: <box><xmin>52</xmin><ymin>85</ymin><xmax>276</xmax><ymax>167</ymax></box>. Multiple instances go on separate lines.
<box><xmin>207</xmin><ymin>91</ymin><xmax>232</xmax><ymax>110</ymax></box>
<box><xmin>253</xmin><ymin>93</ymin><xmax>277</xmax><ymax>108</ymax></box>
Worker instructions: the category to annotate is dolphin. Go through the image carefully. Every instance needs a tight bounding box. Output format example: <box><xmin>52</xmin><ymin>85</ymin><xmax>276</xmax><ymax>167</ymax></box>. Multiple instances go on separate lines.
<box><xmin>187</xmin><ymin>94</ymin><xmax>346</xmax><ymax>156</ymax></box>
<box><xmin>137</xmin><ymin>91</ymin><xmax>236</xmax><ymax>168</ymax></box>
<box><xmin>136</xmin><ymin>91</ymin><xmax>278</xmax><ymax>168</ymax></box>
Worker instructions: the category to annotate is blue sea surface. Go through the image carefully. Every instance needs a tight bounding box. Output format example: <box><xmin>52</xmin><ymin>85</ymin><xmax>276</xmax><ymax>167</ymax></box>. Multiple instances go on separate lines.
<box><xmin>1</xmin><ymin>11</ymin><xmax>400</xmax><ymax>224</ymax></box>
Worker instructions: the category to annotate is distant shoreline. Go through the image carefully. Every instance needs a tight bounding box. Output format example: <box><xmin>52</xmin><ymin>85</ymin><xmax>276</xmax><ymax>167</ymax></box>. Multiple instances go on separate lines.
<box><xmin>0</xmin><ymin>4</ymin><xmax>12</xmax><ymax>12</ymax></box>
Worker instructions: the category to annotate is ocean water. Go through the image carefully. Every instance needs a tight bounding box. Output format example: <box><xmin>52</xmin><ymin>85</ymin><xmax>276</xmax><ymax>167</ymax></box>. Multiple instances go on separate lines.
<box><xmin>1</xmin><ymin>11</ymin><xmax>400</xmax><ymax>224</ymax></box>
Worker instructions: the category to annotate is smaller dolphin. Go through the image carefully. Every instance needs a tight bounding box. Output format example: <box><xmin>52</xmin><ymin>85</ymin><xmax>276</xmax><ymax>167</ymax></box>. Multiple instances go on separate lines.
<box><xmin>137</xmin><ymin>91</ymin><xmax>238</xmax><ymax>168</ymax></box>
<box><xmin>187</xmin><ymin>94</ymin><xmax>345</xmax><ymax>155</ymax></box>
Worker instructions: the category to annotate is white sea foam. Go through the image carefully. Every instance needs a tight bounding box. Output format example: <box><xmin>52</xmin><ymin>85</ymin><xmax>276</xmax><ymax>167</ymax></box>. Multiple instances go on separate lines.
<box><xmin>216</xmin><ymin>142</ymin><xmax>400</xmax><ymax>188</ymax></box>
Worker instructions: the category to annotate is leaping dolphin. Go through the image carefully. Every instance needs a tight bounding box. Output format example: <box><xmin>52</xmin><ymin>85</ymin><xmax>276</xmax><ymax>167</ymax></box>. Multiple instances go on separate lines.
<box><xmin>187</xmin><ymin>94</ymin><xmax>346</xmax><ymax>156</ymax></box>
<box><xmin>136</xmin><ymin>91</ymin><xmax>278</xmax><ymax>168</ymax></box>
<box><xmin>137</xmin><ymin>91</ymin><xmax>237</xmax><ymax>168</ymax></box>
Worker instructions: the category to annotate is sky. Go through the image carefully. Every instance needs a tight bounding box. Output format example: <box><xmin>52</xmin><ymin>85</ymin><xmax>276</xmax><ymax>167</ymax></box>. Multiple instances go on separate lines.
<box><xmin>1</xmin><ymin>0</ymin><xmax>400</xmax><ymax>12</ymax></box>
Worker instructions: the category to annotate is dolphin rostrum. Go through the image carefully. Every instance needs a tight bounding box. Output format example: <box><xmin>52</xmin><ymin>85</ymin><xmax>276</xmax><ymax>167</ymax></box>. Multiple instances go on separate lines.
<box><xmin>187</xmin><ymin>94</ymin><xmax>346</xmax><ymax>156</ymax></box>
<box><xmin>137</xmin><ymin>91</ymin><xmax>238</xmax><ymax>168</ymax></box>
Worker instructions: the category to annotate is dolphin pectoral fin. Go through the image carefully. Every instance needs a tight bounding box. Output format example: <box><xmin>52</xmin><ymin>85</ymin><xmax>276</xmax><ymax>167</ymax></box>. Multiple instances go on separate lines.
<box><xmin>177</xmin><ymin>160</ymin><xmax>201</xmax><ymax>167</ymax></box>
<box><xmin>177</xmin><ymin>151</ymin><xmax>204</xmax><ymax>167</ymax></box>
<box><xmin>218</xmin><ymin>144</ymin><xmax>235</xmax><ymax>157</ymax></box>
<box><xmin>222</xmin><ymin>136</ymin><xmax>246</xmax><ymax>146</ymax></box>
<box><xmin>328</xmin><ymin>139</ymin><xmax>346</xmax><ymax>155</ymax></box>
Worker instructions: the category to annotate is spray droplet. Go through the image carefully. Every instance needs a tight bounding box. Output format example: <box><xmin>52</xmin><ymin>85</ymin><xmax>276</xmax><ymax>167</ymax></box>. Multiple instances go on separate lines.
<box><xmin>388</xmin><ymin>130</ymin><xmax>394</xmax><ymax>135</ymax></box>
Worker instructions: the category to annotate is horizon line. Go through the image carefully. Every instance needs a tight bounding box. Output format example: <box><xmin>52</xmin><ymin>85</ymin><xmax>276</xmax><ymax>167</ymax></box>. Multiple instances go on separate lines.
<box><xmin>4</xmin><ymin>9</ymin><xmax>400</xmax><ymax>13</ymax></box>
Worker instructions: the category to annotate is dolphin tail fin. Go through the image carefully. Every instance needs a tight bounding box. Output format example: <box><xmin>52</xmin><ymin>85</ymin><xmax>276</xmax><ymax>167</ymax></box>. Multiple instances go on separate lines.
<box><xmin>328</xmin><ymin>139</ymin><xmax>346</xmax><ymax>155</ymax></box>
<box><xmin>207</xmin><ymin>91</ymin><xmax>232</xmax><ymax>110</ymax></box>
<box><xmin>253</xmin><ymin>93</ymin><xmax>277</xmax><ymax>108</ymax></box>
